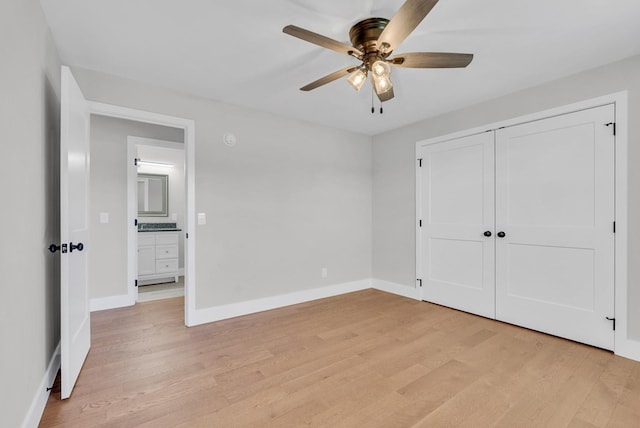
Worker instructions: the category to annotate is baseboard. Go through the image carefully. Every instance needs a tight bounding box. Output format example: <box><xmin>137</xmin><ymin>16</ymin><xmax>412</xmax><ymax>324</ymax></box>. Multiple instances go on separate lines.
<box><xmin>22</xmin><ymin>342</ymin><xmax>60</xmax><ymax>428</ymax></box>
<box><xmin>90</xmin><ymin>294</ymin><xmax>135</xmax><ymax>312</ymax></box>
<box><xmin>372</xmin><ymin>278</ymin><xmax>421</xmax><ymax>300</ymax></box>
<box><xmin>189</xmin><ymin>278</ymin><xmax>372</xmax><ymax>326</ymax></box>
<box><xmin>616</xmin><ymin>336</ymin><xmax>640</xmax><ymax>362</ymax></box>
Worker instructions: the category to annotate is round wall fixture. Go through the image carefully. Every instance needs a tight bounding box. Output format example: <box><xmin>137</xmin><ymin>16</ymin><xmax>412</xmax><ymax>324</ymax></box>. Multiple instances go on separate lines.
<box><xmin>223</xmin><ymin>133</ymin><xmax>237</xmax><ymax>147</ymax></box>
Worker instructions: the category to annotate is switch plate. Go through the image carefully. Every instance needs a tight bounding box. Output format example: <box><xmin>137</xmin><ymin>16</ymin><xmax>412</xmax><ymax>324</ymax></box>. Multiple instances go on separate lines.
<box><xmin>197</xmin><ymin>213</ymin><xmax>206</xmax><ymax>225</ymax></box>
<box><xmin>99</xmin><ymin>212</ymin><xmax>109</xmax><ymax>224</ymax></box>
<box><xmin>321</xmin><ymin>268</ymin><xmax>328</xmax><ymax>278</ymax></box>
<box><xmin>171</xmin><ymin>213</ymin><xmax>177</xmax><ymax>221</ymax></box>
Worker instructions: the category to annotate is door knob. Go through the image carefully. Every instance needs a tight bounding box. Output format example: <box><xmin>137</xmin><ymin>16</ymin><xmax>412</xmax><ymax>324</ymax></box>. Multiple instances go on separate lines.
<box><xmin>48</xmin><ymin>243</ymin><xmax>68</xmax><ymax>253</ymax></box>
<box><xmin>497</xmin><ymin>231</ymin><xmax>506</xmax><ymax>238</ymax></box>
<box><xmin>70</xmin><ymin>242</ymin><xmax>84</xmax><ymax>252</ymax></box>
<box><xmin>483</xmin><ymin>231</ymin><xmax>492</xmax><ymax>237</ymax></box>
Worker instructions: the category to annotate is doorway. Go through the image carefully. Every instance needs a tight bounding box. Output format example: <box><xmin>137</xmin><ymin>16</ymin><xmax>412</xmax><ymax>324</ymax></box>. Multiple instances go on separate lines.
<box><xmin>127</xmin><ymin>137</ymin><xmax>186</xmax><ymax>302</ymax></box>
<box><xmin>89</xmin><ymin>101</ymin><xmax>197</xmax><ymax>326</ymax></box>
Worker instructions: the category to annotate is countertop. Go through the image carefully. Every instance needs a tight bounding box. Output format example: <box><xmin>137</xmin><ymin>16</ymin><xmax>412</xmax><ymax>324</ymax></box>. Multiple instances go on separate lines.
<box><xmin>137</xmin><ymin>222</ymin><xmax>181</xmax><ymax>232</ymax></box>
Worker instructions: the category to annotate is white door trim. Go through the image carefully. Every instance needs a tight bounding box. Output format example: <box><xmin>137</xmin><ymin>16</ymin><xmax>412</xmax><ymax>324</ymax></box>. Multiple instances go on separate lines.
<box><xmin>88</xmin><ymin>101</ymin><xmax>197</xmax><ymax>327</ymax></box>
<box><xmin>416</xmin><ymin>91</ymin><xmax>636</xmax><ymax>361</ymax></box>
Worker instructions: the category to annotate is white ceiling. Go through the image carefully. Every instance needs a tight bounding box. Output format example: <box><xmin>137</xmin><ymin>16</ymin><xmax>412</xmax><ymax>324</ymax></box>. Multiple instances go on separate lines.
<box><xmin>40</xmin><ymin>0</ymin><xmax>640</xmax><ymax>136</ymax></box>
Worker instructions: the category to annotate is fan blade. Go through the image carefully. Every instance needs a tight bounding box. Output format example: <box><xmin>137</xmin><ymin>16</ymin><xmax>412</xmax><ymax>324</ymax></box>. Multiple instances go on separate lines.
<box><xmin>377</xmin><ymin>0</ymin><xmax>439</xmax><ymax>53</ymax></box>
<box><xmin>283</xmin><ymin>25</ymin><xmax>363</xmax><ymax>57</ymax></box>
<box><xmin>300</xmin><ymin>66</ymin><xmax>358</xmax><ymax>91</ymax></box>
<box><xmin>376</xmin><ymin>87</ymin><xmax>395</xmax><ymax>102</ymax></box>
<box><xmin>390</xmin><ymin>52</ymin><xmax>473</xmax><ymax>68</ymax></box>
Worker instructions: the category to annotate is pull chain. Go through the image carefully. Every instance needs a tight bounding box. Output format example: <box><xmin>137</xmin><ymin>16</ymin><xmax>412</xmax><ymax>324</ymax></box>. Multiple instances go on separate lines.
<box><xmin>369</xmin><ymin>86</ymin><xmax>385</xmax><ymax>114</ymax></box>
<box><xmin>371</xmin><ymin>87</ymin><xmax>375</xmax><ymax>114</ymax></box>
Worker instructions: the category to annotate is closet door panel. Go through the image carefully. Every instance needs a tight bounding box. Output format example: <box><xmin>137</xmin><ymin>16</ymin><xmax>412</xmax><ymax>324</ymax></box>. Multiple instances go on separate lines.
<box><xmin>418</xmin><ymin>132</ymin><xmax>495</xmax><ymax>318</ymax></box>
<box><xmin>495</xmin><ymin>105</ymin><xmax>615</xmax><ymax>350</ymax></box>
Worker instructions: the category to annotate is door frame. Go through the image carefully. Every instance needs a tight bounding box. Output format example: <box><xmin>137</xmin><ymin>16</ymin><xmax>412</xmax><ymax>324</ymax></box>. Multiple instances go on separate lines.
<box><xmin>416</xmin><ymin>91</ymin><xmax>635</xmax><ymax>360</ymax></box>
<box><xmin>89</xmin><ymin>102</ymin><xmax>197</xmax><ymax>326</ymax></box>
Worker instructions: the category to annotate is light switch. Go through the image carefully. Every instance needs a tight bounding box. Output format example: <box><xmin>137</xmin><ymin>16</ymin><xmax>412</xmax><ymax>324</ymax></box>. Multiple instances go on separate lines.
<box><xmin>99</xmin><ymin>212</ymin><xmax>109</xmax><ymax>224</ymax></box>
<box><xmin>171</xmin><ymin>213</ymin><xmax>178</xmax><ymax>221</ymax></box>
<box><xmin>197</xmin><ymin>213</ymin><xmax>206</xmax><ymax>225</ymax></box>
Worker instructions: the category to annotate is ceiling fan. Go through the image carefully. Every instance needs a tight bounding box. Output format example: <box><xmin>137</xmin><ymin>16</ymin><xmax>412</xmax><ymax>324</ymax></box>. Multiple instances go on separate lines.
<box><xmin>283</xmin><ymin>0</ymin><xmax>473</xmax><ymax>104</ymax></box>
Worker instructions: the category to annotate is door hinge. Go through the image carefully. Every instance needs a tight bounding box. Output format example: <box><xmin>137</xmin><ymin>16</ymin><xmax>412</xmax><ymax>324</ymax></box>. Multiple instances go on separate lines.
<box><xmin>417</xmin><ymin>278</ymin><xmax>423</xmax><ymax>287</ymax></box>
<box><xmin>606</xmin><ymin>316</ymin><xmax>616</xmax><ymax>331</ymax></box>
<box><xmin>419</xmin><ymin>219</ymin><xmax>422</xmax><ymax>228</ymax></box>
<box><xmin>135</xmin><ymin>279</ymin><xmax>138</xmax><ymax>287</ymax></box>
<box><xmin>134</xmin><ymin>218</ymin><xmax>138</xmax><ymax>226</ymax></box>
<box><xmin>605</xmin><ymin>122</ymin><xmax>616</xmax><ymax>136</ymax></box>
<box><xmin>418</xmin><ymin>158</ymin><xmax>423</xmax><ymax>167</ymax></box>
<box><xmin>134</xmin><ymin>157</ymin><xmax>139</xmax><ymax>166</ymax></box>
<box><xmin>613</xmin><ymin>221</ymin><xmax>616</xmax><ymax>233</ymax></box>
<box><xmin>186</xmin><ymin>233</ymin><xmax>189</xmax><ymax>239</ymax></box>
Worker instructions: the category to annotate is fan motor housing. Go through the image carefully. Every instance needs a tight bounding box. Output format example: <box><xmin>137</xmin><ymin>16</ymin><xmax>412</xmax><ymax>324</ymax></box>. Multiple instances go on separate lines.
<box><xmin>349</xmin><ymin>18</ymin><xmax>389</xmax><ymax>54</ymax></box>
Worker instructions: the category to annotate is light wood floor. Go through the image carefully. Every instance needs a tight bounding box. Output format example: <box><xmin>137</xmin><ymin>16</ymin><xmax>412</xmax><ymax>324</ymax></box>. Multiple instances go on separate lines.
<box><xmin>40</xmin><ymin>290</ymin><xmax>640</xmax><ymax>427</ymax></box>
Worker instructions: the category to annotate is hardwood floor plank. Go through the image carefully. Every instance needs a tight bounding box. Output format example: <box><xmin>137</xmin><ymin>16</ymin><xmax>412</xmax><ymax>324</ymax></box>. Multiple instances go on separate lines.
<box><xmin>39</xmin><ymin>290</ymin><xmax>640</xmax><ymax>427</ymax></box>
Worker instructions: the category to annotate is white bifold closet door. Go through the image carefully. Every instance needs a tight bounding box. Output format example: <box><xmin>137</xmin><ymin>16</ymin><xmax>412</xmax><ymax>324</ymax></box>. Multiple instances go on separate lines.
<box><xmin>419</xmin><ymin>104</ymin><xmax>615</xmax><ymax>350</ymax></box>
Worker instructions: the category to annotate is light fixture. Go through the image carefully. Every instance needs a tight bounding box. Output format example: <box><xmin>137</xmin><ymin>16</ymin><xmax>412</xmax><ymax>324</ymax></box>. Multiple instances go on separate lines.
<box><xmin>371</xmin><ymin>60</ymin><xmax>390</xmax><ymax>78</ymax></box>
<box><xmin>136</xmin><ymin>159</ymin><xmax>174</xmax><ymax>168</ymax></box>
<box><xmin>372</xmin><ymin>74</ymin><xmax>393</xmax><ymax>95</ymax></box>
<box><xmin>371</xmin><ymin>60</ymin><xmax>393</xmax><ymax>95</ymax></box>
<box><xmin>347</xmin><ymin>67</ymin><xmax>368</xmax><ymax>91</ymax></box>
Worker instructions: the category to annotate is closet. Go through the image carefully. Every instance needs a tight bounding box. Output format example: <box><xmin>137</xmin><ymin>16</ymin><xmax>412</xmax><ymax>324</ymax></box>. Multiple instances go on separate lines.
<box><xmin>417</xmin><ymin>104</ymin><xmax>615</xmax><ymax>350</ymax></box>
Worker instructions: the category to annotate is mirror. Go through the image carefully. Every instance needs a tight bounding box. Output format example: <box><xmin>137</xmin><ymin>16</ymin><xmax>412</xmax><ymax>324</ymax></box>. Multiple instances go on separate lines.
<box><xmin>138</xmin><ymin>173</ymin><xmax>168</xmax><ymax>216</ymax></box>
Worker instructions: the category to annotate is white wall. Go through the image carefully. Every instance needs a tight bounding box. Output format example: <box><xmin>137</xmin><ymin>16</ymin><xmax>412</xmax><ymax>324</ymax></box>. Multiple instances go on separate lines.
<box><xmin>372</xmin><ymin>54</ymin><xmax>640</xmax><ymax>341</ymax></box>
<box><xmin>0</xmin><ymin>0</ymin><xmax>61</xmax><ymax>426</ymax></box>
<box><xmin>137</xmin><ymin>144</ymin><xmax>186</xmax><ymax>270</ymax></box>
<box><xmin>90</xmin><ymin>115</ymin><xmax>183</xmax><ymax>298</ymax></box>
<box><xmin>73</xmin><ymin>68</ymin><xmax>373</xmax><ymax>309</ymax></box>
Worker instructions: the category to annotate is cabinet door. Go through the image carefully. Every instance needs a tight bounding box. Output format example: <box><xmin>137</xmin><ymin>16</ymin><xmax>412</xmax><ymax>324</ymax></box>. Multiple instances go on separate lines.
<box><xmin>138</xmin><ymin>246</ymin><xmax>156</xmax><ymax>276</ymax></box>
<box><xmin>418</xmin><ymin>132</ymin><xmax>496</xmax><ymax>318</ymax></box>
<box><xmin>495</xmin><ymin>105</ymin><xmax>615</xmax><ymax>350</ymax></box>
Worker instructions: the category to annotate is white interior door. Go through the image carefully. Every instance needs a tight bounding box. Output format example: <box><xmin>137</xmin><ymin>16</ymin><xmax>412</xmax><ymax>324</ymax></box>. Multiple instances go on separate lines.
<box><xmin>495</xmin><ymin>105</ymin><xmax>615</xmax><ymax>350</ymax></box>
<box><xmin>60</xmin><ymin>66</ymin><xmax>91</xmax><ymax>399</ymax></box>
<box><xmin>418</xmin><ymin>132</ymin><xmax>496</xmax><ymax>318</ymax></box>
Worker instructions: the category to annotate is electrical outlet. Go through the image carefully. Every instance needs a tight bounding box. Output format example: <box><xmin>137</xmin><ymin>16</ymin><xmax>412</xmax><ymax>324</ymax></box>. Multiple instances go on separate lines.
<box><xmin>321</xmin><ymin>268</ymin><xmax>328</xmax><ymax>278</ymax></box>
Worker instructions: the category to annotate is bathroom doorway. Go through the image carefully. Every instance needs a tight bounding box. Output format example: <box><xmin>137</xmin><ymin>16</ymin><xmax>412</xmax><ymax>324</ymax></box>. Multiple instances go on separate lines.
<box><xmin>128</xmin><ymin>137</ymin><xmax>186</xmax><ymax>302</ymax></box>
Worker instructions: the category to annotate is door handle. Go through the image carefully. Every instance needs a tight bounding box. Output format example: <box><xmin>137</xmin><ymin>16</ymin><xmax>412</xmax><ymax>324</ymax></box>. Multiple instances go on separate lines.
<box><xmin>70</xmin><ymin>242</ymin><xmax>84</xmax><ymax>252</ymax></box>
<box><xmin>48</xmin><ymin>243</ymin><xmax>68</xmax><ymax>253</ymax></box>
<box><xmin>497</xmin><ymin>231</ymin><xmax>506</xmax><ymax>238</ymax></box>
<box><xmin>483</xmin><ymin>231</ymin><xmax>492</xmax><ymax>237</ymax></box>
